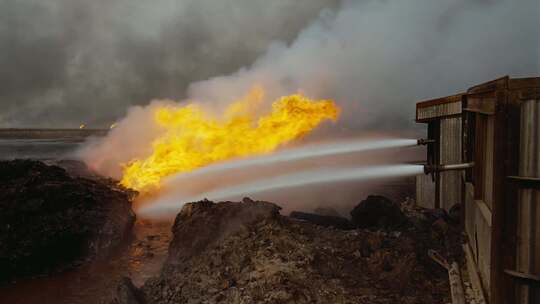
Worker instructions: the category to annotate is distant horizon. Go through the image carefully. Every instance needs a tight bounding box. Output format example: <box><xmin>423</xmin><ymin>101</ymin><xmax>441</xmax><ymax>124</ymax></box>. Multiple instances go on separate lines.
<box><xmin>0</xmin><ymin>128</ymin><xmax>108</xmax><ymax>140</ymax></box>
<box><xmin>0</xmin><ymin>127</ymin><xmax>109</xmax><ymax>130</ymax></box>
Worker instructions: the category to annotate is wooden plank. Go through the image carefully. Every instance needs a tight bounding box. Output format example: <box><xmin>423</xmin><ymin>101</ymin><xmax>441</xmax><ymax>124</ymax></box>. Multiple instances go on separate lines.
<box><xmin>416</xmin><ymin>103</ymin><xmax>462</xmax><ymax>121</ymax></box>
<box><xmin>416</xmin><ymin>113</ymin><xmax>461</xmax><ymax>123</ymax></box>
<box><xmin>484</xmin><ymin>116</ymin><xmax>495</xmax><ymax>209</ymax></box>
<box><xmin>474</xmin><ymin>114</ymin><xmax>487</xmax><ymax>200</ymax></box>
<box><xmin>429</xmin><ymin>250</ymin><xmax>466</xmax><ymax>304</ymax></box>
<box><xmin>428</xmin><ymin>249</ymin><xmax>449</xmax><ymax>269</ymax></box>
<box><xmin>509</xmin><ymin>77</ymin><xmax>540</xmax><ymax>90</ymax></box>
<box><xmin>468</xmin><ymin>76</ymin><xmax>509</xmax><ymax>94</ymax></box>
<box><xmin>475</xmin><ymin>200</ymin><xmax>493</xmax><ymax>227</ymax></box>
<box><xmin>508</xmin><ymin>176</ymin><xmax>540</xmax><ymax>189</ymax></box>
<box><xmin>518</xmin><ymin>88</ymin><xmax>540</xmax><ymax>100</ymax></box>
<box><xmin>449</xmin><ymin>262</ymin><xmax>466</xmax><ymax>304</ymax></box>
<box><xmin>465</xmin><ymin>183</ymin><xmax>477</xmax><ymax>256</ymax></box>
<box><xmin>439</xmin><ymin>117</ymin><xmax>463</xmax><ymax>210</ymax></box>
<box><xmin>463</xmin><ymin>107</ymin><xmax>495</xmax><ymax>115</ymax></box>
<box><xmin>464</xmin><ymin>244</ymin><xmax>488</xmax><ymax>304</ymax></box>
<box><xmin>488</xmin><ymin>89</ymin><xmax>506</xmax><ymax>304</ymax></box>
<box><xmin>501</xmin><ymin>88</ymin><xmax>521</xmax><ymax>304</ymax></box>
<box><xmin>515</xmin><ymin>96</ymin><xmax>540</xmax><ymax>303</ymax></box>
<box><xmin>475</xmin><ymin>206</ymin><xmax>492</xmax><ymax>293</ymax></box>
<box><xmin>417</xmin><ymin>93</ymin><xmax>465</xmax><ymax>108</ymax></box>
<box><xmin>465</xmin><ymin>97</ymin><xmax>496</xmax><ymax>115</ymax></box>
<box><xmin>504</xmin><ymin>270</ymin><xmax>540</xmax><ymax>285</ymax></box>
<box><xmin>489</xmin><ymin>85</ymin><xmax>519</xmax><ymax>304</ymax></box>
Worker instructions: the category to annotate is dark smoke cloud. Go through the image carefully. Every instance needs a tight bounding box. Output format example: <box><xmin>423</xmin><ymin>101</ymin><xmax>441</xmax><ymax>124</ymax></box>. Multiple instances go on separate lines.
<box><xmin>1</xmin><ymin>0</ymin><xmax>538</xmax><ymax>130</ymax></box>
<box><xmin>0</xmin><ymin>0</ymin><xmax>337</xmax><ymax>127</ymax></box>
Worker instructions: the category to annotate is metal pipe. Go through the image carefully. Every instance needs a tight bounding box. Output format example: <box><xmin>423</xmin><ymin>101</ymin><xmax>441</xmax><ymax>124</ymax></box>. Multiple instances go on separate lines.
<box><xmin>424</xmin><ymin>162</ymin><xmax>475</xmax><ymax>174</ymax></box>
<box><xmin>417</xmin><ymin>138</ymin><xmax>436</xmax><ymax>145</ymax></box>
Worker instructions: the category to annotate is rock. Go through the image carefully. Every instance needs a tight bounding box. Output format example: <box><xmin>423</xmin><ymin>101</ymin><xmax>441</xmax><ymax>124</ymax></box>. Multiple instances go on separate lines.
<box><xmin>313</xmin><ymin>207</ymin><xmax>341</xmax><ymax>217</ymax></box>
<box><xmin>289</xmin><ymin>211</ymin><xmax>354</xmax><ymax>230</ymax></box>
<box><xmin>167</xmin><ymin>198</ymin><xmax>281</xmax><ymax>262</ymax></box>
<box><xmin>431</xmin><ymin>218</ymin><xmax>449</xmax><ymax>240</ymax></box>
<box><xmin>448</xmin><ymin>204</ymin><xmax>461</xmax><ymax>223</ymax></box>
<box><xmin>0</xmin><ymin>160</ymin><xmax>135</xmax><ymax>281</ymax></box>
<box><xmin>425</xmin><ymin>208</ymin><xmax>449</xmax><ymax>223</ymax></box>
<box><xmin>113</xmin><ymin>277</ymin><xmax>146</xmax><ymax>304</ymax></box>
<box><xmin>350</xmin><ymin>195</ymin><xmax>407</xmax><ymax>230</ymax></box>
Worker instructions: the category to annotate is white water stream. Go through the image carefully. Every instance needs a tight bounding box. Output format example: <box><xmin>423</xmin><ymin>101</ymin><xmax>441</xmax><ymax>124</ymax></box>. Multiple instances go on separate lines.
<box><xmin>140</xmin><ymin>164</ymin><xmax>424</xmax><ymax>217</ymax></box>
<box><xmin>162</xmin><ymin>138</ymin><xmax>418</xmax><ymax>187</ymax></box>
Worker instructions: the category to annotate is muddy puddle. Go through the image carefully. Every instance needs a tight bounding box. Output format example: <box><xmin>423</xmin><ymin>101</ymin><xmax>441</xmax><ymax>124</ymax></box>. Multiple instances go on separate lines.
<box><xmin>0</xmin><ymin>220</ymin><xmax>172</xmax><ymax>304</ymax></box>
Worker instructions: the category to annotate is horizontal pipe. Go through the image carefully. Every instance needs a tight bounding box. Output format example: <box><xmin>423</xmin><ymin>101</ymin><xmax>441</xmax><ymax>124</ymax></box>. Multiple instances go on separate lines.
<box><xmin>417</xmin><ymin>138</ymin><xmax>436</xmax><ymax>145</ymax></box>
<box><xmin>424</xmin><ymin>162</ymin><xmax>475</xmax><ymax>174</ymax></box>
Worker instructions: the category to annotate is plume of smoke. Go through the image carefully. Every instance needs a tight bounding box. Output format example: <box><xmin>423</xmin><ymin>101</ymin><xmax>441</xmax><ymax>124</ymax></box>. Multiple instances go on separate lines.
<box><xmin>187</xmin><ymin>0</ymin><xmax>539</xmax><ymax>130</ymax></box>
<box><xmin>79</xmin><ymin>0</ymin><xmax>538</xmax><ymax>178</ymax></box>
<box><xmin>79</xmin><ymin>100</ymin><xmax>173</xmax><ymax>178</ymax></box>
<box><xmin>0</xmin><ymin>0</ymin><xmax>337</xmax><ymax>127</ymax></box>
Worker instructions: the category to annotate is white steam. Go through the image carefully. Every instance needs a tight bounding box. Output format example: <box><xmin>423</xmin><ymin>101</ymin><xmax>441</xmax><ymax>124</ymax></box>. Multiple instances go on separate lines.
<box><xmin>187</xmin><ymin>0</ymin><xmax>538</xmax><ymax>129</ymax></box>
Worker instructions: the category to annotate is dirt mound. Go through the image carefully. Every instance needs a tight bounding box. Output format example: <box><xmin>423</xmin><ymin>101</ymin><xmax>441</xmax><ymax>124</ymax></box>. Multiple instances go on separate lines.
<box><xmin>0</xmin><ymin>160</ymin><xmax>136</xmax><ymax>281</ymax></box>
<box><xmin>289</xmin><ymin>211</ymin><xmax>354</xmax><ymax>230</ymax></box>
<box><xmin>313</xmin><ymin>207</ymin><xmax>341</xmax><ymax>217</ymax></box>
<box><xmin>350</xmin><ymin>195</ymin><xmax>408</xmax><ymax>230</ymax></box>
<box><xmin>166</xmin><ymin>197</ymin><xmax>281</xmax><ymax>263</ymax></box>
<box><xmin>117</xmin><ymin>198</ymin><xmax>450</xmax><ymax>304</ymax></box>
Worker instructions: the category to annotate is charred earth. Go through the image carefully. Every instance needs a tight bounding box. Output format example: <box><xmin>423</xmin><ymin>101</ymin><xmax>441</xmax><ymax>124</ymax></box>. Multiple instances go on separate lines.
<box><xmin>114</xmin><ymin>197</ymin><xmax>457</xmax><ymax>304</ymax></box>
<box><xmin>0</xmin><ymin>160</ymin><xmax>136</xmax><ymax>281</ymax></box>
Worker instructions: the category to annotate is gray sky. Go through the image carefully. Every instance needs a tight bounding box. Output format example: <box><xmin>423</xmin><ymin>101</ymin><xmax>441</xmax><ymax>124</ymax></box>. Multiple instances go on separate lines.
<box><xmin>0</xmin><ymin>0</ymin><xmax>538</xmax><ymax>128</ymax></box>
<box><xmin>0</xmin><ymin>0</ymin><xmax>337</xmax><ymax>127</ymax></box>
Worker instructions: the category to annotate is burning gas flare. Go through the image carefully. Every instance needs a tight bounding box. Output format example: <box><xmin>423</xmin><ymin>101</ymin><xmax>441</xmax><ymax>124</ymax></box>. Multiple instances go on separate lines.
<box><xmin>120</xmin><ymin>87</ymin><xmax>340</xmax><ymax>191</ymax></box>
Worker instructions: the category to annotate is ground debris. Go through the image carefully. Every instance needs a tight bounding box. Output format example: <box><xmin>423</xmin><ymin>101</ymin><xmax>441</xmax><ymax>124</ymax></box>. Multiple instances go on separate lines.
<box><xmin>111</xmin><ymin>277</ymin><xmax>146</xmax><ymax>304</ymax></box>
<box><xmin>289</xmin><ymin>211</ymin><xmax>354</xmax><ymax>230</ymax></box>
<box><xmin>0</xmin><ymin>159</ymin><xmax>136</xmax><ymax>281</ymax></box>
<box><xmin>127</xmin><ymin>198</ymin><xmax>451</xmax><ymax>304</ymax></box>
<box><xmin>350</xmin><ymin>195</ymin><xmax>408</xmax><ymax>230</ymax></box>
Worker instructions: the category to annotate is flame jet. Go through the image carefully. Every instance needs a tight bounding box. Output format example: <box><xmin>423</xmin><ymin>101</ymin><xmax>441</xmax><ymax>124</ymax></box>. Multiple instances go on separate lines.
<box><xmin>121</xmin><ymin>87</ymin><xmax>340</xmax><ymax>191</ymax></box>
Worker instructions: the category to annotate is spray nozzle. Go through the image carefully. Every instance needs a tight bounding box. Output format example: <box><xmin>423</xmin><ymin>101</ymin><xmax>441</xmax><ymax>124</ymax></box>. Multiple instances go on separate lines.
<box><xmin>423</xmin><ymin>162</ymin><xmax>475</xmax><ymax>174</ymax></box>
<box><xmin>417</xmin><ymin>138</ymin><xmax>436</xmax><ymax>145</ymax></box>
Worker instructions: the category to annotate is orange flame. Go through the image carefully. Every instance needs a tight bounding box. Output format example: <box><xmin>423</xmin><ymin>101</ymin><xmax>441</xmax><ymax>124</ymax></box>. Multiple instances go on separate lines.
<box><xmin>120</xmin><ymin>87</ymin><xmax>340</xmax><ymax>192</ymax></box>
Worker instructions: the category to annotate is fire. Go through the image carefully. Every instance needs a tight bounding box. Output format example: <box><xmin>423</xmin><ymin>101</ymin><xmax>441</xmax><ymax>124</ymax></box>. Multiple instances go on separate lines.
<box><xmin>79</xmin><ymin>123</ymin><xmax>86</xmax><ymax>129</ymax></box>
<box><xmin>120</xmin><ymin>87</ymin><xmax>340</xmax><ymax>191</ymax></box>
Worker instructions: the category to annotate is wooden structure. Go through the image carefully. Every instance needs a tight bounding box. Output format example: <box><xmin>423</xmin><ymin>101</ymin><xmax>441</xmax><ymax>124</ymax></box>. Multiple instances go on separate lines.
<box><xmin>415</xmin><ymin>76</ymin><xmax>540</xmax><ymax>304</ymax></box>
<box><xmin>416</xmin><ymin>93</ymin><xmax>465</xmax><ymax>210</ymax></box>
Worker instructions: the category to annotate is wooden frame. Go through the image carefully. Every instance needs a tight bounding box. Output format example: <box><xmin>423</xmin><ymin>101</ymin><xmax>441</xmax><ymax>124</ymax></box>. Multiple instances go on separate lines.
<box><xmin>416</xmin><ymin>76</ymin><xmax>540</xmax><ymax>304</ymax></box>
